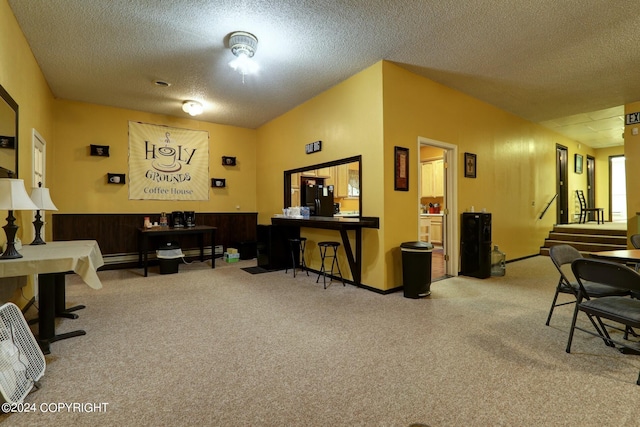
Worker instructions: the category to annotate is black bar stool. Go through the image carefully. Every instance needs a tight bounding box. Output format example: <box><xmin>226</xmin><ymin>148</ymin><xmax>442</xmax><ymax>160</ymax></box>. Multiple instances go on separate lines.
<box><xmin>316</xmin><ymin>241</ymin><xmax>344</xmax><ymax>289</ymax></box>
<box><xmin>286</xmin><ymin>237</ymin><xmax>308</xmax><ymax>277</ymax></box>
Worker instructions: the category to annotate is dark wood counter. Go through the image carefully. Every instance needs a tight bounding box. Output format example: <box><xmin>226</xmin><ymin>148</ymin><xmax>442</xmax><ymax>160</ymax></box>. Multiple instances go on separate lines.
<box><xmin>271</xmin><ymin>216</ymin><xmax>379</xmax><ymax>286</ymax></box>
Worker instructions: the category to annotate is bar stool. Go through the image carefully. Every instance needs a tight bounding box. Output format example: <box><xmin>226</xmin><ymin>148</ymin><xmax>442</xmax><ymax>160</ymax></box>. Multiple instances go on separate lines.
<box><xmin>286</xmin><ymin>237</ymin><xmax>308</xmax><ymax>277</ymax></box>
<box><xmin>316</xmin><ymin>241</ymin><xmax>344</xmax><ymax>289</ymax></box>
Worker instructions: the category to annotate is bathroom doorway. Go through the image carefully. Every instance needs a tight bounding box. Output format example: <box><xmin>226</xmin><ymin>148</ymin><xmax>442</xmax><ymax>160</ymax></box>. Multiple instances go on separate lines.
<box><xmin>418</xmin><ymin>137</ymin><xmax>459</xmax><ymax>279</ymax></box>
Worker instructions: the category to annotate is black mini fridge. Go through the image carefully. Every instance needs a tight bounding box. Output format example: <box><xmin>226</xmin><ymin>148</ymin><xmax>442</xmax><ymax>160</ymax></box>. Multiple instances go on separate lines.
<box><xmin>460</xmin><ymin>212</ymin><xmax>492</xmax><ymax>278</ymax></box>
<box><xmin>256</xmin><ymin>224</ymin><xmax>299</xmax><ymax>271</ymax></box>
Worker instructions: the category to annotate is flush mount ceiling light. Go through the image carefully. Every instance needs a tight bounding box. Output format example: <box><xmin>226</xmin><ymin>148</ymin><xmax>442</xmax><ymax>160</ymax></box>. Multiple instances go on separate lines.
<box><xmin>182</xmin><ymin>100</ymin><xmax>203</xmax><ymax>116</ymax></box>
<box><xmin>228</xmin><ymin>31</ymin><xmax>258</xmax><ymax>82</ymax></box>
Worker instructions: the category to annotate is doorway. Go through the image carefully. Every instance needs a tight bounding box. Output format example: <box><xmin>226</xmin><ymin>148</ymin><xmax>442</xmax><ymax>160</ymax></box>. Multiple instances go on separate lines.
<box><xmin>33</xmin><ymin>129</ymin><xmax>46</xmax><ymax>188</ymax></box>
<box><xmin>610</xmin><ymin>155</ymin><xmax>626</xmax><ymax>222</ymax></box>
<box><xmin>418</xmin><ymin>137</ymin><xmax>458</xmax><ymax>279</ymax></box>
<box><xmin>586</xmin><ymin>155</ymin><xmax>596</xmax><ymax>221</ymax></box>
<box><xmin>556</xmin><ymin>145</ymin><xmax>569</xmax><ymax>224</ymax></box>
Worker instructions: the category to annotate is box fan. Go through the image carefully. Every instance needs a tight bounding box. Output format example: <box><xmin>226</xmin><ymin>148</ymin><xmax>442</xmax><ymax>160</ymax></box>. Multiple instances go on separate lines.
<box><xmin>0</xmin><ymin>303</ymin><xmax>45</xmax><ymax>404</ymax></box>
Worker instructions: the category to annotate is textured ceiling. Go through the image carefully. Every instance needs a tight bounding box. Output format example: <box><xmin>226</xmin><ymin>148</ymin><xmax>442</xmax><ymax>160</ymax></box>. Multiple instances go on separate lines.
<box><xmin>8</xmin><ymin>0</ymin><xmax>640</xmax><ymax>148</ymax></box>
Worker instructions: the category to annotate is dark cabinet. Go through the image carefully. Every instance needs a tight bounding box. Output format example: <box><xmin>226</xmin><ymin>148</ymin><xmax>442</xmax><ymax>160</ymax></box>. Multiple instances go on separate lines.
<box><xmin>256</xmin><ymin>224</ymin><xmax>299</xmax><ymax>271</ymax></box>
<box><xmin>460</xmin><ymin>213</ymin><xmax>492</xmax><ymax>278</ymax></box>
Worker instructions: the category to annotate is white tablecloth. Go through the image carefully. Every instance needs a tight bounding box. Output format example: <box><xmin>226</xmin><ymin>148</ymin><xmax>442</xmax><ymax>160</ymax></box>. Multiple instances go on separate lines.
<box><xmin>0</xmin><ymin>240</ymin><xmax>104</xmax><ymax>289</ymax></box>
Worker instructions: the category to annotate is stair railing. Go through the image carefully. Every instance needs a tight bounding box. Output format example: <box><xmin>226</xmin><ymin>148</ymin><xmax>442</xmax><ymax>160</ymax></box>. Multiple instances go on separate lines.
<box><xmin>539</xmin><ymin>194</ymin><xmax>558</xmax><ymax>220</ymax></box>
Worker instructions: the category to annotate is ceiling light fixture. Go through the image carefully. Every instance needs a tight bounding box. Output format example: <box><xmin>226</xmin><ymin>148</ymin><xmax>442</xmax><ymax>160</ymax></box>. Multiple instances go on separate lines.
<box><xmin>228</xmin><ymin>31</ymin><xmax>258</xmax><ymax>83</ymax></box>
<box><xmin>182</xmin><ymin>100</ymin><xmax>203</xmax><ymax>116</ymax></box>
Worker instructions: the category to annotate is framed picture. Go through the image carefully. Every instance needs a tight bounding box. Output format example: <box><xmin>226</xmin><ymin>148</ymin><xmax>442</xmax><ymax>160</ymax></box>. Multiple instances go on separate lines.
<box><xmin>0</xmin><ymin>136</ymin><xmax>15</xmax><ymax>149</ymax></box>
<box><xmin>211</xmin><ymin>178</ymin><xmax>226</xmax><ymax>188</ymax></box>
<box><xmin>394</xmin><ymin>146</ymin><xmax>409</xmax><ymax>191</ymax></box>
<box><xmin>222</xmin><ymin>156</ymin><xmax>236</xmax><ymax>166</ymax></box>
<box><xmin>464</xmin><ymin>152</ymin><xmax>477</xmax><ymax>178</ymax></box>
<box><xmin>90</xmin><ymin>144</ymin><xmax>110</xmax><ymax>157</ymax></box>
<box><xmin>574</xmin><ymin>154</ymin><xmax>583</xmax><ymax>174</ymax></box>
<box><xmin>107</xmin><ymin>173</ymin><xmax>125</xmax><ymax>184</ymax></box>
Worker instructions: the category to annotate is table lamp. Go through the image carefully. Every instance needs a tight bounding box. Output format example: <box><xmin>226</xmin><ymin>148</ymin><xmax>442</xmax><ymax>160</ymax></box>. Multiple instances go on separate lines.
<box><xmin>29</xmin><ymin>182</ymin><xmax>58</xmax><ymax>245</ymax></box>
<box><xmin>0</xmin><ymin>179</ymin><xmax>39</xmax><ymax>259</ymax></box>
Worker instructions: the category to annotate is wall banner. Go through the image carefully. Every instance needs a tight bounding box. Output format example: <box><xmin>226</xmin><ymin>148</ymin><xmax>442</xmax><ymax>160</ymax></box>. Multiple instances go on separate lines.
<box><xmin>128</xmin><ymin>122</ymin><xmax>209</xmax><ymax>201</ymax></box>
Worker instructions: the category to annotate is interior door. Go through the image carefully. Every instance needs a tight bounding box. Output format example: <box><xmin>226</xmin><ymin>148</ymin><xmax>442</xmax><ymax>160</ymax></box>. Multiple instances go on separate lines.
<box><xmin>586</xmin><ymin>155</ymin><xmax>595</xmax><ymax>221</ymax></box>
<box><xmin>556</xmin><ymin>145</ymin><xmax>568</xmax><ymax>224</ymax></box>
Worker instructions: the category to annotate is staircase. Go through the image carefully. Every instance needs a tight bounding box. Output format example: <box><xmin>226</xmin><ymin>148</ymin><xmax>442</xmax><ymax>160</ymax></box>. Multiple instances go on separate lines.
<box><xmin>540</xmin><ymin>225</ymin><xmax>627</xmax><ymax>256</ymax></box>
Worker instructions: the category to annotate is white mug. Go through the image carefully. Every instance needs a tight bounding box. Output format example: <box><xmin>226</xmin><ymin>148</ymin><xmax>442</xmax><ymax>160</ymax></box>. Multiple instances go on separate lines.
<box><xmin>110</xmin><ymin>176</ymin><xmax>120</xmax><ymax>183</ymax></box>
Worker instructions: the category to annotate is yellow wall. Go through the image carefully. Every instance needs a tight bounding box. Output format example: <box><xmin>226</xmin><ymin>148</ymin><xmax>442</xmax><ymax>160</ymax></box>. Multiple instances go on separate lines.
<box><xmin>0</xmin><ymin>2</ymin><xmax>55</xmax><ymax>189</ymax></box>
<box><xmin>569</xmin><ymin>144</ymin><xmax>603</xmax><ymax>222</ymax></box>
<box><xmin>0</xmin><ymin>0</ymin><xmax>56</xmax><ymax>304</ymax></box>
<box><xmin>51</xmin><ymin>100</ymin><xmax>258</xmax><ymax>215</ymax></box>
<box><xmin>256</xmin><ymin>62</ymin><xmax>385</xmax><ymax>288</ymax></box>
<box><xmin>381</xmin><ymin>61</ymin><xmax>590</xmax><ymax>286</ymax></box>
<box><xmin>256</xmin><ymin>61</ymin><xmax>595</xmax><ymax>291</ymax></box>
<box><xmin>624</xmin><ymin>101</ymin><xmax>640</xmax><ymax>236</ymax></box>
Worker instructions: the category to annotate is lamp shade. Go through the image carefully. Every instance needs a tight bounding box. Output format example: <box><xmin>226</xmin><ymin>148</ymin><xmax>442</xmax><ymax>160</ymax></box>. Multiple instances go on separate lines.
<box><xmin>0</xmin><ymin>179</ymin><xmax>39</xmax><ymax>211</ymax></box>
<box><xmin>30</xmin><ymin>187</ymin><xmax>58</xmax><ymax>211</ymax></box>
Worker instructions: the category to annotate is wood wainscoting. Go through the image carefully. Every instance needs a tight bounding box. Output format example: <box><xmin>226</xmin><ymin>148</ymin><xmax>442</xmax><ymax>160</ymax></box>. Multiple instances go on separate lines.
<box><xmin>52</xmin><ymin>212</ymin><xmax>258</xmax><ymax>269</ymax></box>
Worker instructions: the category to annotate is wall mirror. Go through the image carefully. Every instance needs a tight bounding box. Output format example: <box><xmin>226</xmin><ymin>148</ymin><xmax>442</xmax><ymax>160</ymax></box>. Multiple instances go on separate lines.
<box><xmin>284</xmin><ymin>155</ymin><xmax>362</xmax><ymax>218</ymax></box>
<box><xmin>0</xmin><ymin>84</ymin><xmax>18</xmax><ymax>178</ymax></box>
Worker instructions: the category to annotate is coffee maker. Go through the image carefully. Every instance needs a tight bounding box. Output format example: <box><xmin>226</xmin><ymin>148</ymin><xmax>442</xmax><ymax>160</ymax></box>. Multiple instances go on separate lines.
<box><xmin>171</xmin><ymin>211</ymin><xmax>185</xmax><ymax>228</ymax></box>
<box><xmin>184</xmin><ymin>211</ymin><xmax>195</xmax><ymax>227</ymax></box>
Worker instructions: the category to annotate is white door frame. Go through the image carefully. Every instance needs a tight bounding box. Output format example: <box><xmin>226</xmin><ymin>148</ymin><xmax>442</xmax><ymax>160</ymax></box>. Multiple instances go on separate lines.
<box><xmin>32</xmin><ymin>128</ymin><xmax>46</xmax><ymax>187</ymax></box>
<box><xmin>31</xmin><ymin>129</ymin><xmax>47</xmax><ymax>298</ymax></box>
<box><xmin>418</xmin><ymin>136</ymin><xmax>458</xmax><ymax>277</ymax></box>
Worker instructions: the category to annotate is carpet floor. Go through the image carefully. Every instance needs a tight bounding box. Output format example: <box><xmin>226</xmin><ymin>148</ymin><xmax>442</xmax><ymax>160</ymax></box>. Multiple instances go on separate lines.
<box><xmin>2</xmin><ymin>256</ymin><xmax>640</xmax><ymax>426</ymax></box>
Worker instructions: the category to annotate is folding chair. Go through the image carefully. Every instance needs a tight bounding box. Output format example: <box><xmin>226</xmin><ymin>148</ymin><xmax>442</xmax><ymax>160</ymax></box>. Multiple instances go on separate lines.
<box><xmin>546</xmin><ymin>244</ymin><xmax>630</xmax><ymax>326</ymax></box>
<box><xmin>568</xmin><ymin>258</ymin><xmax>640</xmax><ymax>385</ymax></box>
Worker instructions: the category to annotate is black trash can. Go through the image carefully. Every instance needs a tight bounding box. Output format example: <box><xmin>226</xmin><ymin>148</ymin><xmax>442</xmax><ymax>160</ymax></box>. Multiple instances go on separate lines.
<box><xmin>400</xmin><ymin>241</ymin><xmax>434</xmax><ymax>298</ymax></box>
<box><xmin>159</xmin><ymin>258</ymin><xmax>180</xmax><ymax>275</ymax></box>
<box><xmin>157</xmin><ymin>242</ymin><xmax>183</xmax><ymax>275</ymax></box>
